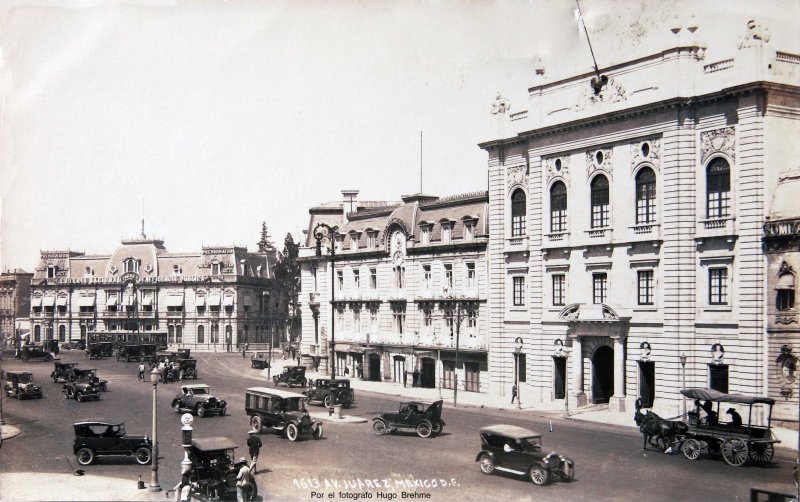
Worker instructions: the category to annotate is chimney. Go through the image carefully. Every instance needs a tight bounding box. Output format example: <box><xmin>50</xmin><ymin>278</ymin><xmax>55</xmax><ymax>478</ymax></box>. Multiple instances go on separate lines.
<box><xmin>341</xmin><ymin>190</ymin><xmax>359</xmax><ymax>222</ymax></box>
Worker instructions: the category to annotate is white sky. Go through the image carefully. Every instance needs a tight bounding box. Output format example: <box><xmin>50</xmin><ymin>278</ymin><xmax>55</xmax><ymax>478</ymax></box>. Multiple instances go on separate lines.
<box><xmin>0</xmin><ymin>0</ymin><xmax>796</xmax><ymax>271</ymax></box>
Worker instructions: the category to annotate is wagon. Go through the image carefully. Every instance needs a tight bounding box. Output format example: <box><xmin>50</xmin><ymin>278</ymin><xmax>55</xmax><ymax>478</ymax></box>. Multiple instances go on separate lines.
<box><xmin>679</xmin><ymin>388</ymin><xmax>780</xmax><ymax>467</ymax></box>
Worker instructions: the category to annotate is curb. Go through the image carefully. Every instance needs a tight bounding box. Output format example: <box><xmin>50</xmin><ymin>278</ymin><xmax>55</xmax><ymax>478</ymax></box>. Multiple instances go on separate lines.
<box><xmin>1</xmin><ymin>424</ymin><xmax>23</xmax><ymax>440</ymax></box>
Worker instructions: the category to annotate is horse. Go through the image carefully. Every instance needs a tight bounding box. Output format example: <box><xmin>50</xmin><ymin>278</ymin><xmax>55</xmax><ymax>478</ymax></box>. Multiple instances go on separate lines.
<box><xmin>634</xmin><ymin>400</ymin><xmax>688</xmax><ymax>453</ymax></box>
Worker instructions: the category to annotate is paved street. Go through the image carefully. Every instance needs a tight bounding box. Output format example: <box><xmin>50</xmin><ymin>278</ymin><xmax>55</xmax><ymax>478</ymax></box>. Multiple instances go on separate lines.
<box><xmin>1</xmin><ymin>350</ymin><xmax>797</xmax><ymax>501</ymax></box>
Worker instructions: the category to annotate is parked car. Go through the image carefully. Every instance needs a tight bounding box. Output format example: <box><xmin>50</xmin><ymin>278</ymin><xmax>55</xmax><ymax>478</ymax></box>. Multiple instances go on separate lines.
<box><xmin>250</xmin><ymin>351</ymin><xmax>270</xmax><ymax>369</ymax></box>
<box><xmin>172</xmin><ymin>384</ymin><xmax>227</xmax><ymax>417</ymax></box>
<box><xmin>304</xmin><ymin>378</ymin><xmax>355</xmax><ymax>408</ymax></box>
<box><xmin>63</xmin><ymin>378</ymin><xmax>100</xmax><ymax>402</ymax></box>
<box><xmin>19</xmin><ymin>344</ymin><xmax>58</xmax><ymax>362</ymax></box>
<box><xmin>372</xmin><ymin>400</ymin><xmax>445</xmax><ymax>438</ymax></box>
<box><xmin>272</xmin><ymin>366</ymin><xmax>307</xmax><ymax>388</ymax></box>
<box><xmin>51</xmin><ymin>362</ymin><xmax>80</xmax><ymax>383</ymax></box>
<box><xmin>245</xmin><ymin>387</ymin><xmax>323</xmax><ymax>442</ymax></box>
<box><xmin>176</xmin><ymin>358</ymin><xmax>198</xmax><ymax>380</ymax></box>
<box><xmin>4</xmin><ymin>371</ymin><xmax>43</xmax><ymax>399</ymax></box>
<box><xmin>72</xmin><ymin>420</ymin><xmax>152</xmax><ymax>466</ymax></box>
<box><xmin>174</xmin><ymin>348</ymin><xmax>191</xmax><ymax>360</ymax></box>
<box><xmin>86</xmin><ymin>342</ymin><xmax>114</xmax><ymax>359</ymax></box>
<box><xmin>69</xmin><ymin>368</ymin><xmax>108</xmax><ymax>392</ymax></box>
<box><xmin>187</xmin><ymin>437</ymin><xmax>258</xmax><ymax>501</ymax></box>
<box><xmin>117</xmin><ymin>344</ymin><xmax>144</xmax><ymax>362</ymax></box>
<box><xmin>140</xmin><ymin>343</ymin><xmax>158</xmax><ymax>363</ymax></box>
<box><xmin>475</xmin><ymin>424</ymin><xmax>575</xmax><ymax>486</ymax></box>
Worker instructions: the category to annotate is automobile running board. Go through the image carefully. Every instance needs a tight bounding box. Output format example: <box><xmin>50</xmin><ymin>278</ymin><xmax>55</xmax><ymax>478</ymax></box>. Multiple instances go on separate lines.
<box><xmin>494</xmin><ymin>466</ymin><xmax>527</xmax><ymax>476</ymax></box>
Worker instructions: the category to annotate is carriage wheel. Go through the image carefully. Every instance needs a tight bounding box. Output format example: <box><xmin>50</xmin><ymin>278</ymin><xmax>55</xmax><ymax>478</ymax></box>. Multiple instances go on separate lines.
<box><xmin>722</xmin><ymin>438</ymin><xmax>748</xmax><ymax>467</ymax></box>
<box><xmin>748</xmin><ymin>443</ymin><xmax>775</xmax><ymax>465</ymax></box>
<box><xmin>681</xmin><ymin>439</ymin><xmax>702</xmax><ymax>460</ymax></box>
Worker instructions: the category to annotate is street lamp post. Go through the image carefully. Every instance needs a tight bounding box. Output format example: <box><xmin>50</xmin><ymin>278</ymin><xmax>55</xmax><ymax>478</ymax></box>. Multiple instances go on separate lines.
<box><xmin>514</xmin><ymin>337</ymin><xmax>523</xmax><ymax>410</ymax></box>
<box><xmin>313</xmin><ymin>223</ymin><xmax>337</xmax><ymax>378</ymax></box>
<box><xmin>679</xmin><ymin>353</ymin><xmax>687</xmax><ymax>417</ymax></box>
<box><xmin>148</xmin><ymin>368</ymin><xmax>161</xmax><ymax>492</ymax></box>
<box><xmin>264</xmin><ymin>291</ymin><xmax>272</xmax><ymax>380</ymax></box>
<box><xmin>180</xmin><ymin>413</ymin><xmax>193</xmax><ymax>475</ymax></box>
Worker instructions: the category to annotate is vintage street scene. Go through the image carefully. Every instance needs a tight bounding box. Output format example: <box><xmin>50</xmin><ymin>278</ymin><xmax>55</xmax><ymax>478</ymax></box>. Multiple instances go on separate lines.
<box><xmin>0</xmin><ymin>1</ymin><xmax>799</xmax><ymax>501</ymax></box>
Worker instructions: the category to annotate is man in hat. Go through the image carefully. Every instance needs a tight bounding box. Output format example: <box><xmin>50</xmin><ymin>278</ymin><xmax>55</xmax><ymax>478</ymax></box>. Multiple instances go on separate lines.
<box><xmin>246</xmin><ymin>430</ymin><xmax>262</xmax><ymax>475</ymax></box>
<box><xmin>726</xmin><ymin>408</ymin><xmax>743</xmax><ymax>428</ymax></box>
<box><xmin>236</xmin><ymin>456</ymin><xmax>253</xmax><ymax>502</ymax></box>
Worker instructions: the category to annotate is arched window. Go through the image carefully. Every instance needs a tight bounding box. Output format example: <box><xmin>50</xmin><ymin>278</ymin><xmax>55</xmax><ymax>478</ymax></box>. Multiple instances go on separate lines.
<box><xmin>176</xmin><ymin>324</ymin><xmax>182</xmax><ymax>344</ymax></box>
<box><xmin>706</xmin><ymin>158</ymin><xmax>731</xmax><ymax>219</ymax></box>
<box><xmin>777</xmin><ymin>273</ymin><xmax>796</xmax><ymax>311</ymax></box>
<box><xmin>550</xmin><ymin>181</ymin><xmax>567</xmax><ymax>232</ymax></box>
<box><xmin>58</xmin><ymin>325</ymin><xmax>66</xmax><ymax>342</ymax></box>
<box><xmin>635</xmin><ymin>168</ymin><xmax>657</xmax><ymax>224</ymax></box>
<box><xmin>511</xmin><ymin>189</ymin><xmax>526</xmax><ymax>237</ymax></box>
<box><xmin>590</xmin><ymin>175</ymin><xmax>610</xmax><ymax>228</ymax></box>
<box><xmin>34</xmin><ymin>325</ymin><xmax>41</xmax><ymax>342</ymax></box>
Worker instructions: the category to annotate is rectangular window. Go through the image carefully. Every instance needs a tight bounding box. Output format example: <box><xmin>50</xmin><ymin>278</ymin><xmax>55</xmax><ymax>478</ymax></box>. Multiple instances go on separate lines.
<box><xmin>593</xmin><ymin>273</ymin><xmax>607</xmax><ymax>304</ymax></box>
<box><xmin>393</xmin><ymin>307</ymin><xmax>405</xmax><ymax>334</ymax></box>
<box><xmin>370</xmin><ymin>268</ymin><xmax>377</xmax><ymax>289</ymax></box>
<box><xmin>423</xmin><ymin>265</ymin><xmax>432</xmax><ymax>290</ymax></box>
<box><xmin>423</xmin><ymin>310</ymin><xmax>432</xmax><ymax>329</ymax></box>
<box><xmin>421</xmin><ymin>227</ymin><xmax>430</xmax><ymax>245</ymax></box>
<box><xmin>709</xmin><ymin>364</ymin><xmax>729</xmax><ymax>393</ymax></box>
<box><xmin>350</xmin><ymin>234</ymin><xmax>358</xmax><ymax>251</ymax></box>
<box><xmin>353</xmin><ymin>309</ymin><xmax>361</xmax><ymax>332</ymax></box>
<box><xmin>442</xmin><ymin>224</ymin><xmax>452</xmax><ymax>244</ymax></box>
<box><xmin>337</xmin><ymin>270</ymin><xmax>344</xmax><ymax>292</ymax></box>
<box><xmin>591</xmin><ymin>203</ymin><xmax>609</xmax><ymax>228</ymax></box>
<box><xmin>445</xmin><ymin>311</ymin><xmax>454</xmax><ymax>337</ymax></box>
<box><xmin>637</xmin><ymin>270</ymin><xmax>654</xmax><ymax>305</ymax></box>
<box><xmin>394</xmin><ymin>267</ymin><xmax>404</xmax><ymax>289</ymax></box>
<box><xmin>464</xmin><ymin>221</ymin><xmax>474</xmax><ymax>241</ymax></box>
<box><xmin>444</xmin><ymin>264</ymin><xmax>453</xmax><ymax>290</ymax></box>
<box><xmin>353</xmin><ymin>270</ymin><xmax>360</xmax><ymax>291</ymax></box>
<box><xmin>466</xmin><ymin>263</ymin><xmax>476</xmax><ymax>288</ymax></box>
<box><xmin>552</xmin><ymin>274</ymin><xmax>565</xmax><ymax>306</ymax></box>
<box><xmin>777</xmin><ymin>289</ymin><xmax>796</xmax><ymax>311</ymax></box>
<box><xmin>513</xmin><ymin>276</ymin><xmax>525</xmax><ymax>306</ymax></box>
<box><xmin>211</xmin><ymin>263</ymin><xmax>221</xmax><ymax>276</ymax></box>
<box><xmin>370</xmin><ymin>309</ymin><xmax>378</xmax><ymax>331</ymax></box>
<box><xmin>709</xmin><ymin>268</ymin><xmax>728</xmax><ymax>305</ymax></box>
<box><xmin>367</xmin><ymin>232</ymin><xmax>375</xmax><ymax>250</ymax></box>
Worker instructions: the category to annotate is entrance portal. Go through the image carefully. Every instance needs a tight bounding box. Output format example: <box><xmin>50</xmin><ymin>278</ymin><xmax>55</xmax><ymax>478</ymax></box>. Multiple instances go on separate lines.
<box><xmin>592</xmin><ymin>346</ymin><xmax>614</xmax><ymax>404</ymax></box>
<box><xmin>368</xmin><ymin>354</ymin><xmax>381</xmax><ymax>382</ymax></box>
<box><xmin>420</xmin><ymin>358</ymin><xmax>436</xmax><ymax>388</ymax></box>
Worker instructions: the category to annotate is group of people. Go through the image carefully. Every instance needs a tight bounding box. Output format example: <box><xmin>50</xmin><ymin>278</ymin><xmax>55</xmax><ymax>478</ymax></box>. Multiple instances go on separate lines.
<box><xmin>172</xmin><ymin>429</ymin><xmax>263</xmax><ymax>502</ymax></box>
<box><xmin>137</xmin><ymin>358</ymin><xmax>178</xmax><ymax>383</ymax></box>
<box><xmin>693</xmin><ymin>399</ymin><xmax>742</xmax><ymax>428</ymax></box>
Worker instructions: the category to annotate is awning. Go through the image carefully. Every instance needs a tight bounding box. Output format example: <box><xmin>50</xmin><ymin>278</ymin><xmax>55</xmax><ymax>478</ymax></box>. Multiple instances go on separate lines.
<box><xmin>207</xmin><ymin>294</ymin><xmax>221</xmax><ymax>306</ymax></box>
<box><xmin>223</xmin><ymin>296</ymin><xmax>234</xmax><ymax>307</ymax></box>
<box><xmin>43</xmin><ymin>296</ymin><xmax>56</xmax><ymax>307</ymax></box>
<box><xmin>141</xmin><ymin>296</ymin><xmax>153</xmax><ymax>306</ymax></box>
<box><xmin>56</xmin><ymin>297</ymin><xmax>68</xmax><ymax>307</ymax></box>
<box><xmin>776</xmin><ymin>274</ymin><xmax>795</xmax><ymax>290</ymax></box>
<box><xmin>78</xmin><ymin>296</ymin><xmax>96</xmax><ymax>307</ymax></box>
<box><xmin>195</xmin><ymin>296</ymin><xmax>206</xmax><ymax>307</ymax></box>
<box><xmin>31</xmin><ymin>297</ymin><xmax>42</xmax><ymax>307</ymax></box>
<box><xmin>166</xmin><ymin>295</ymin><xmax>184</xmax><ymax>307</ymax></box>
<box><xmin>107</xmin><ymin>296</ymin><xmax>118</xmax><ymax>306</ymax></box>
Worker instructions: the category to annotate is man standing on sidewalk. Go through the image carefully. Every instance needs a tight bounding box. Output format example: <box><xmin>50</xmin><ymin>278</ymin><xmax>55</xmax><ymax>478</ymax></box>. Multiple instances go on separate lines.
<box><xmin>511</xmin><ymin>384</ymin><xmax>517</xmax><ymax>404</ymax></box>
<box><xmin>247</xmin><ymin>430</ymin><xmax>262</xmax><ymax>475</ymax></box>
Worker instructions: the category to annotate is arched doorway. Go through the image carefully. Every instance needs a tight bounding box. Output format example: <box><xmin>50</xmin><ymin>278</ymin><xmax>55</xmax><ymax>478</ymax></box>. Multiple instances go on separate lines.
<box><xmin>592</xmin><ymin>346</ymin><xmax>614</xmax><ymax>404</ymax></box>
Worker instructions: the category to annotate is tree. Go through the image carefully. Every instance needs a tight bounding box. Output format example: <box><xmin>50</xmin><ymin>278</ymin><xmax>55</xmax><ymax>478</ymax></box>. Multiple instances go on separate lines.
<box><xmin>274</xmin><ymin>233</ymin><xmax>301</xmax><ymax>343</ymax></box>
<box><xmin>257</xmin><ymin>222</ymin><xmax>276</xmax><ymax>255</ymax></box>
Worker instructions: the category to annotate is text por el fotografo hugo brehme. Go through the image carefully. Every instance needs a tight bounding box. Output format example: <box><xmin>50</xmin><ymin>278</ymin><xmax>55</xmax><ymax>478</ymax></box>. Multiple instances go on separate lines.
<box><xmin>293</xmin><ymin>476</ymin><xmax>461</xmax><ymax>499</ymax></box>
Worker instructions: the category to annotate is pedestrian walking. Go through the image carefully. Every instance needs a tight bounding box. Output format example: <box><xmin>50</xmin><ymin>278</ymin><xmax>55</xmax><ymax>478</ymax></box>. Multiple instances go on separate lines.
<box><xmin>511</xmin><ymin>384</ymin><xmax>517</xmax><ymax>404</ymax></box>
<box><xmin>242</xmin><ymin>344</ymin><xmax>247</xmax><ymax>358</ymax></box>
<box><xmin>173</xmin><ymin>474</ymin><xmax>194</xmax><ymax>502</ymax></box>
<box><xmin>236</xmin><ymin>457</ymin><xmax>254</xmax><ymax>502</ymax></box>
<box><xmin>344</xmin><ymin>366</ymin><xmax>350</xmax><ymax>377</ymax></box>
<box><xmin>356</xmin><ymin>362</ymin><xmax>362</xmax><ymax>378</ymax></box>
<box><xmin>412</xmin><ymin>369</ymin><xmax>420</xmax><ymax>388</ymax></box>
<box><xmin>247</xmin><ymin>430</ymin><xmax>262</xmax><ymax>475</ymax></box>
<box><xmin>137</xmin><ymin>362</ymin><xmax>146</xmax><ymax>382</ymax></box>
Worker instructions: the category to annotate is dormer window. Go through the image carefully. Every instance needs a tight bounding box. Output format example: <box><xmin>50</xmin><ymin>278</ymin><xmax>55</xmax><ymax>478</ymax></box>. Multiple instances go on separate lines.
<box><xmin>47</xmin><ymin>265</ymin><xmax>58</xmax><ymax>279</ymax></box>
<box><xmin>173</xmin><ymin>265</ymin><xmax>181</xmax><ymax>276</ymax></box>
<box><xmin>464</xmin><ymin>220</ymin><xmax>475</xmax><ymax>241</ymax></box>
<box><xmin>349</xmin><ymin>232</ymin><xmax>359</xmax><ymax>251</ymax></box>
<box><xmin>441</xmin><ymin>222</ymin><xmax>453</xmax><ymax>244</ymax></box>
<box><xmin>211</xmin><ymin>262</ymin><xmax>221</xmax><ymax>276</ymax></box>
<box><xmin>123</xmin><ymin>258</ymin><xmax>139</xmax><ymax>274</ymax></box>
<box><xmin>366</xmin><ymin>231</ymin><xmax>376</xmax><ymax>250</ymax></box>
<box><xmin>420</xmin><ymin>224</ymin><xmax>431</xmax><ymax>246</ymax></box>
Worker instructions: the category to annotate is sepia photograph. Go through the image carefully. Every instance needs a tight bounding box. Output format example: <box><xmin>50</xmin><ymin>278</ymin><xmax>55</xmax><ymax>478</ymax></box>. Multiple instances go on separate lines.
<box><xmin>1</xmin><ymin>1</ymin><xmax>799</xmax><ymax>500</ymax></box>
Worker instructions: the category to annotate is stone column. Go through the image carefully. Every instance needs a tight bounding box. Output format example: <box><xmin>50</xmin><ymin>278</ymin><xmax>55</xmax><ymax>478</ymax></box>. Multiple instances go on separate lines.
<box><xmin>609</xmin><ymin>336</ymin><xmax>627</xmax><ymax>412</ymax></box>
<box><xmin>570</xmin><ymin>336</ymin><xmax>587</xmax><ymax>407</ymax></box>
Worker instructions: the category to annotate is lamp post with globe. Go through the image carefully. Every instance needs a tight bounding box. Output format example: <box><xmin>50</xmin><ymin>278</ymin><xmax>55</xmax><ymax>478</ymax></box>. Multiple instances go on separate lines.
<box><xmin>148</xmin><ymin>368</ymin><xmax>161</xmax><ymax>492</ymax></box>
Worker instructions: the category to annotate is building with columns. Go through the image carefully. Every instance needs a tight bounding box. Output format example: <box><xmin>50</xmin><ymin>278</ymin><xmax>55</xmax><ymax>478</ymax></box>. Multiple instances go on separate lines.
<box><xmin>29</xmin><ymin>233</ymin><xmax>284</xmax><ymax>352</ymax></box>
<box><xmin>480</xmin><ymin>20</ymin><xmax>800</xmax><ymax>415</ymax></box>
<box><xmin>299</xmin><ymin>190</ymin><xmax>490</xmax><ymax>392</ymax></box>
<box><xmin>0</xmin><ymin>269</ymin><xmax>33</xmax><ymax>349</ymax></box>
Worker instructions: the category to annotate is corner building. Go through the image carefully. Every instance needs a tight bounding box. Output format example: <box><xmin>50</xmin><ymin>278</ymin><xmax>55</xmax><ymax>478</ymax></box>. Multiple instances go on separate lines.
<box><xmin>480</xmin><ymin>22</ymin><xmax>800</xmax><ymax>415</ymax></box>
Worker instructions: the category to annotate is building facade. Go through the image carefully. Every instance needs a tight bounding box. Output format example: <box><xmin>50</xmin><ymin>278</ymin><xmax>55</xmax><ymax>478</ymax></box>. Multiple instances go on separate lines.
<box><xmin>299</xmin><ymin>191</ymin><xmax>490</xmax><ymax>392</ymax></box>
<box><xmin>0</xmin><ymin>269</ymin><xmax>33</xmax><ymax>349</ymax></box>
<box><xmin>480</xmin><ymin>21</ymin><xmax>800</xmax><ymax>415</ymax></box>
<box><xmin>29</xmin><ymin>234</ymin><xmax>284</xmax><ymax>352</ymax></box>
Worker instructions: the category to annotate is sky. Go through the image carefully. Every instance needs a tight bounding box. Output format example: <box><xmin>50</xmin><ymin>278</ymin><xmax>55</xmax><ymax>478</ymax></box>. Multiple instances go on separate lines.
<box><xmin>0</xmin><ymin>0</ymin><xmax>797</xmax><ymax>271</ymax></box>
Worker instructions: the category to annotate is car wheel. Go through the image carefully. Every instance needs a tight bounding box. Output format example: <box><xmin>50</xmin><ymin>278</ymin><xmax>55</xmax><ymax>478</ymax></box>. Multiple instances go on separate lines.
<box><xmin>251</xmin><ymin>415</ymin><xmax>263</xmax><ymax>433</ymax></box>
<box><xmin>196</xmin><ymin>404</ymin><xmax>206</xmax><ymax>418</ymax></box>
<box><xmin>323</xmin><ymin>395</ymin><xmax>333</xmax><ymax>408</ymax></box>
<box><xmin>416</xmin><ymin>420</ymin><xmax>432</xmax><ymax>439</ymax></box>
<box><xmin>313</xmin><ymin>423</ymin><xmax>323</xmax><ymax>440</ymax></box>
<box><xmin>76</xmin><ymin>392</ymin><xmax>83</xmax><ymax>402</ymax></box>
<box><xmin>478</xmin><ymin>454</ymin><xmax>495</xmax><ymax>475</ymax></box>
<box><xmin>219</xmin><ymin>406</ymin><xmax>226</xmax><ymax>417</ymax></box>
<box><xmin>286</xmin><ymin>423</ymin><xmax>299</xmax><ymax>442</ymax></box>
<box><xmin>22</xmin><ymin>354</ymin><xmax>30</xmax><ymax>362</ymax></box>
<box><xmin>372</xmin><ymin>420</ymin><xmax>388</xmax><ymax>436</ymax></box>
<box><xmin>530</xmin><ymin>464</ymin><xmax>549</xmax><ymax>486</ymax></box>
<box><xmin>76</xmin><ymin>448</ymin><xmax>95</xmax><ymax>466</ymax></box>
<box><xmin>343</xmin><ymin>400</ymin><xmax>351</xmax><ymax>409</ymax></box>
<box><xmin>173</xmin><ymin>402</ymin><xmax>182</xmax><ymax>414</ymax></box>
<box><xmin>432</xmin><ymin>421</ymin><xmax>443</xmax><ymax>435</ymax></box>
<box><xmin>272</xmin><ymin>376</ymin><xmax>279</xmax><ymax>385</ymax></box>
<box><xmin>134</xmin><ymin>446</ymin><xmax>152</xmax><ymax>465</ymax></box>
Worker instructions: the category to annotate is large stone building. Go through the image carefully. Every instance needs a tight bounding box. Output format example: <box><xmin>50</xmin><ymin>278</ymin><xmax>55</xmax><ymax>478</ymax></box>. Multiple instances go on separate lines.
<box><xmin>29</xmin><ymin>233</ymin><xmax>284</xmax><ymax>351</ymax></box>
<box><xmin>0</xmin><ymin>269</ymin><xmax>33</xmax><ymax>349</ymax></box>
<box><xmin>299</xmin><ymin>190</ymin><xmax>490</xmax><ymax>392</ymax></box>
<box><xmin>479</xmin><ymin>20</ymin><xmax>800</xmax><ymax>415</ymax></box>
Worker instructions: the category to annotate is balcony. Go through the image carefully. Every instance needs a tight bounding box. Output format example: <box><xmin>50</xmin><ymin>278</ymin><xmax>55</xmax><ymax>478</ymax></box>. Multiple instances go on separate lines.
<box><xmin>544</xmin><ymin>231</ymin><xmax>570</xmax><ymax>247</ymax></box>
<box><xmin>696</xmin><ymin>217</ymin><xmax>737</xmax><ymax>243</ymax></box>
<box><xmin>308</xmin><ymin>292</ymin><xmax>321</xmax><ymax>307</ymax></box>
<box><xmin>504</xmin><ymin>236</ymin><xmax>529</xmax><ymax>254</ymax></box>
<box><xmin>166</xmin><ymin>310</ymin><xmax>184</xmax><ymax>317</ymax></box>
<box><xmin>628</xmin><ymin>223</ymin><xmax>662</xmax><ymax>244</ymax></box>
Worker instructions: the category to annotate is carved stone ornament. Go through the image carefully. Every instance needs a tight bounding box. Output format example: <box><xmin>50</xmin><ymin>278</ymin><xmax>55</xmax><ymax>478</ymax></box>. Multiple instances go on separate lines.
<box><xmin>574</xmin><ymin>76</ymin><xmax>627</xmax><ymax>111</ymax></box>
<box><xmin>491</xmin><ymin>92</ymin><xmax>510</xmax><ymax>115</ymax></box>
<box><xmin>545</xmin><ymin>156</ymin><xmax>570</xmax><ymax>183</ymax></box>
<box><xmin>700</xmin><ymin>127</ymin><xmax>736</xmax><ymax>162</ymax></box>
<box><xmin>586</xmin><ymin>148</ymin><xmax>613</xmax><ymax>178</ymax></box>
<box><xmin>507</xmin><ymin>165</ymin><xmax>528</xmax><ymax>189</ymax></box>
<box><xmin>737</xmin><ymin>19</ymin><xmax>771</xmax><ymax>50</ymax></box>
<box><xmin>630</xmin><ymin>139</ymin><xmax>661</xmax><ymax>168</ymax></box>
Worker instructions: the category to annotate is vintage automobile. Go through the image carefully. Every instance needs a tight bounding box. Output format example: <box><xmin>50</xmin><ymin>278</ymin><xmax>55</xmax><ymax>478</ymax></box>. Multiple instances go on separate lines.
<box><xmin>174</xmin><ymin>348</ymin><xmax>191</xmax><ymax>360</ymax></box>
<box><xmin>245</xmin><ymin>387</ymin><xmax>323</xmax><ymax>442</ymax></box>
<box><xmin>116</xmin><ymin>344</ymin><xmax>144</xmax><ymax>362</ymax></box>
<box><xmin>187</xmin><ymin>437</ymin><xmax>258</xmax><ymax>501</ymax></box>
<box><xmin>72</xmin><ymin>420</ymin><xmax>152</xmax><ymax>466</ymax></box>
<box><xmin>250</xmin><ymin>351</ymin><xmax>271</xmax><ymax>370</ymax></box>
<box><xmin>63</xmin><ymin>378</ymin><xmax>100</xmax><ymax>402</ymax></box>
<box><xmin>140</xmin><ymin>343</ymin><xmax>158</xmax><ymax>363</ymax></box>
<box><xmin>304</xmin><ymin>378</ymin><xmax>355</xmax><ymax>408</ymax></box>
<box><xmin>4</xmin><ymin>371</ymin><xmax>43</xmax><ymax>399</ymax></box>
<box><xmin>19</xmin><ymin>344</ymin><xmax>58</xmax><ymax>362</ymax></box>
<box><xmin>372</xmin><ymin>400</ymin><xmax>445</xmax><ymax>438</ymax></box>
<box><xmin>85</xmin><ymin>342</ymin><xmax>114</xmax><ymax>359</ymax></box>
<box><xmin>69</xmin><ymin>368</ymin><xmax>108</xmax><ymax>392</ymax></box>
<box><xmin>272</xmin><ymin>366</ymin><xmax>307</xmax><ymax>388</ymax></box>
<box><xmin>172</xmin><ymin>384</ymin><xmax>227</xmax><ymax>417</ymax></box>
<box><xmin>51</xmin><ymin>362</ymin><xmax>80</xmax><ymax>383</ymax></box>
<box><xmin>176</xmin><ymin>358</ymin><xmax>198</xmax><ymax>380</ymax></box>
<box><xmin>476</xmin><ymin>424</ymin><xmax>575</xmax><ymax>486</ymax></box>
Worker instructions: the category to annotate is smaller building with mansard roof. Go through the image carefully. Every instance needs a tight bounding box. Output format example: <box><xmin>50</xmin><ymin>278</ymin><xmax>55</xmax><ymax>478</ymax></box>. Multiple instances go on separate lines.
<box><xmin>29</xmin><ymin>232</ymin><xmax>285</xmax><ymax>352</ymax></box>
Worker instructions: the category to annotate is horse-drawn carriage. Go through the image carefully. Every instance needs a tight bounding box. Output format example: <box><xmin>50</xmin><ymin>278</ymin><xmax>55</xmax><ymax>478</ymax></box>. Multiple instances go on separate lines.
<box><xmin>635</xmin><ymin>388</ymin><xmax>780</xmax><ymax>467</ymax></box>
